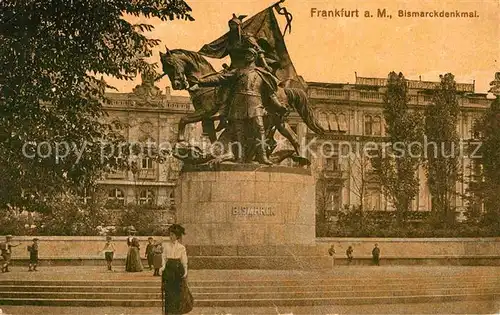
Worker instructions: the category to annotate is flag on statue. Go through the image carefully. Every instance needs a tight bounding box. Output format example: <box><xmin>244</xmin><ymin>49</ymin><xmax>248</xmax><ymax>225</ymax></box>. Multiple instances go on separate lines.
<box><xmin>198</xmin><ymin>6</ymin><xmax>306</xmax><ymax>90</ymax></box>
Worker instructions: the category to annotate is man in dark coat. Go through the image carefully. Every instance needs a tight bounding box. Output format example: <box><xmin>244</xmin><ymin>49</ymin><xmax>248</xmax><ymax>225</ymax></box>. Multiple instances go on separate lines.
<box><xmin>372</xmin><ymin>243</ymin><xmax>380</xmax><ymax>266</ymax></box>
<box><xmin>145</xmin><ymin>237</ymin><xmax>155</xmax><ymax>270</ymax></box>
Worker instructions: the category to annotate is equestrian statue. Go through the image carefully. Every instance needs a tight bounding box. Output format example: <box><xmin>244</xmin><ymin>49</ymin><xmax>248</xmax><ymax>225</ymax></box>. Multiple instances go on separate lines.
<box><xmin>156</xmin><ymin>2</ymin><xmax>324</xmax><ymax>166</ymax></box>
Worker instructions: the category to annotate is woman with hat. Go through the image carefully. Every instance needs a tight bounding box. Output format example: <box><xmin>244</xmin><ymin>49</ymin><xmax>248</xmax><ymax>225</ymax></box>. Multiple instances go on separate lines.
<box><xmin>160</xmin><ymin>224</ymin><xmax>193</xmax><ymax>314</ymax></box>
<box><xmin>125</xmin><ymin>237</ymin><xmax>143</xmax><ymax>272</ymax></box>
<box><xmin>126</xmin><ymin>226</ymin><xmax>137</xmax><ymax>247</ymax></box>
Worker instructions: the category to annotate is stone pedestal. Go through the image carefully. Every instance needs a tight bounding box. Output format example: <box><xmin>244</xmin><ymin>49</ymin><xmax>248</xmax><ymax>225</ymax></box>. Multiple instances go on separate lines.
<box><xmin>175</xmin><ymin>164</ymin><xmax>316</xmax><ymax>246</ymax></box>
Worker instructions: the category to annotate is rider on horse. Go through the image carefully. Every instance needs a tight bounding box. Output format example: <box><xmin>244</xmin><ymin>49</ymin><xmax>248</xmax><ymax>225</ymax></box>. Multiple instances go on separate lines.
<box><xmin>189</xmin><ymin>47</ymin><xmax>287</xmax><ymax>165</ymax></box>
<box><xmin>202</xmin><ymin>14</ymin><xmax>288</xmax><ymax>134</ymax></box>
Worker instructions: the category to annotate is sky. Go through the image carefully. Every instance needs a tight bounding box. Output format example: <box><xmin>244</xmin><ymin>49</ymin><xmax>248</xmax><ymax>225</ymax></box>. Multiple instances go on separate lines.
<box><xmin>105</xmin><ymin>0</ymin><xmax>499</xmax><ymax>95</ymax></box>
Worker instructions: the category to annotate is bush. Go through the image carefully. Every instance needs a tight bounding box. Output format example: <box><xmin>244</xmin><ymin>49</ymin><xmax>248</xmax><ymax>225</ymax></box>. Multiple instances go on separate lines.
<box><xmin>116</xmin><ymin>203</ymin><xmax>170</xmax><ymax>236</ymax></box>
<box><xmin>0</xmin><ymin>209</ymin><xmax>33</xmax><ymax>235</ymax></box>
<box><xmin>317</xmin><ymin>205</ymin><xmax>499</xmax><ymax>237</ymax></box>
<box><xmin>0</xmin><ymin>197</ymin><xmax>173</xmax><ymax>236</ymax></box>
<box><xmin>319</xmin><ymin>215</ymin><xmax>499</xmax><ymax>237</ymax></box>
<box><xmin>36</xmin><ymin>197</ymin><xmax>112</xmax><ymax>236</ymax></box>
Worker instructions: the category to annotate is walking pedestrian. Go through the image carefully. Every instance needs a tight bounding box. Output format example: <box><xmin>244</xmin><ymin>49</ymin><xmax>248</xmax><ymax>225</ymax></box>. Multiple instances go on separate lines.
<box><xmin>161</xmin><ymin>224</ymin><xmax>193</xmax><ymax>314</ymax></box>
<box><xmin>125</xmin><ymin>237</ymin><xmax>143</xmax><ymax>272</ymax></box>
<box><xmin>146</xmin><ymin>237</ymin><xmax>155</xmax><ymax>270</ymax></box>
<box><xmin>346</xmin><ymin>246</ymin><xmax>354</xmax><ymax>265</ymax></box>
<box><xmin>27</xmin><ymin>238</ymin><xmax>39</xmax><ymax>271</ymax></box>
<box><xmin>100</xmin><ymin>236</ymin><xmax>116</xmax><ymax>271</ymax></box>
<box><xmin>328</xmin><ymin>244</ymin><xmax>336</xmax><ymax>268</ymax></box>
<box><xmin>1</xmin><ymin>235</ymin><xmax>20</xmax><ymax>273</ymax></box>
<box><xmin>372</xmin><ymin>243</ymin><xmax>380</xmax><ymax>266</ymax></box>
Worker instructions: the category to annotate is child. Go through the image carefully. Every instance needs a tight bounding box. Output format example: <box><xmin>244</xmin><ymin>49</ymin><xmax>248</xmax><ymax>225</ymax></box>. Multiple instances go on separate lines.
<box><xmin>1</xmin><ymin>235</ymin><xmax>20</xmax><ymax>273</ymax></box>
<box><xmin>346</xmin><ymin>246</ymin><xmax>354</xmax><ymax>265</ymax></box>
<box><xmin>27</xmin><ymin>238</ymin><xmax>39</xmax><ymax>271</ymax></box>
<box><xmin>145</xmin><ymin>237</ymin><xmax>155</xmax><ymax>270</ymax></box>
<box><xmin>152</xmin><ymin>240</ymin><xmax>163</xmax><ymax>276</ymax></box>
<box><xmin>100</xmin><ymin>236</ymin><xmax>116</xmax><ymax>271</ymax></box>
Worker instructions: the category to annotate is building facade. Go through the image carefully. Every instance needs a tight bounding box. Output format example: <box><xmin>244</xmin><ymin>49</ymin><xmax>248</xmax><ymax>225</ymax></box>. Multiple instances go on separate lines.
<box><xmin>98</xmin><ymin>82</ymin><xmax>195</xmax><ymax>223</ymax></box>
<box><xmin>99</xmin><ymin>75</ymin><xmax>491</xmax><ymax>224</ymax></box>
<box><xmin>306</xmin><ymin>76</ymin><xmax>490</xmax><ymax>222</ymax></box>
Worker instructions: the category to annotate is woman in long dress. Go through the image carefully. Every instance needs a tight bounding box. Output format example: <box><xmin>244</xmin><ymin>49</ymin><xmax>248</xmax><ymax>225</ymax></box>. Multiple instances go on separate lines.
<box><xmin>125</xmin><ymin>237</ymin><xmax>143</xmax><ymax>272</ymax></box>
<box><xmin>161</xmin><ymin>224</ymin><xmax>191</xmax><ymax>314</ymax></box>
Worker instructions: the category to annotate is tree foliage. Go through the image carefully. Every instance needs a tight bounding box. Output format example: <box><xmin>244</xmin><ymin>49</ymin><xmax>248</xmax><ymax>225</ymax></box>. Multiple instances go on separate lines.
<box><xmin>372</xmin><ymin>72</ymin><xmax>423</xmax><ymax>225</ymax></box>
<box><xmin>424</xmin><ymin>73</ymin><xmax>460</xmax><ymax>226</ymax></box>
<box><xmin>0</xmin><ymin>0</ymin><xmax>192</xmax><ymax>211</ymax></box>
<box><xmin>468</xmin><ymin>95</ymin><xmax>500</xmax><ymax>230</ymax></box>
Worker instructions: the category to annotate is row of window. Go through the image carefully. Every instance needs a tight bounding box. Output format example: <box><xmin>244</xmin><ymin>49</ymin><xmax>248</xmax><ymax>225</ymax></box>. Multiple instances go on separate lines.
<box><xmin>324</xmin><ymin>188</ymin><xmax>385</xmax><ymax>212</ymax></box>
<box><xmin>317</xmin><ymin>112</ymin><xmax>348</xmax><ymax>132</ymax></box>
<box><xmin>107</xmin><ymin>188</ymin><xmax>156</xmax><ymax>205</ymax></box>
<box><xmin>315</xmin><ymin>111</ymin><xmax>383</xmax><ymax>136</ymax></box>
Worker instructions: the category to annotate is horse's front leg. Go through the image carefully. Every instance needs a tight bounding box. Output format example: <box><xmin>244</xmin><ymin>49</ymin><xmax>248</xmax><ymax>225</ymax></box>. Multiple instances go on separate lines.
<box><xmin>277</xmin><ymin>121</ymin><xmax>301</xmax><ymax>155</ymax></box>
<box><xmin>177</xmin><ymin>113</ymin><xmax>204</xmax><ymax>142</ymax></box>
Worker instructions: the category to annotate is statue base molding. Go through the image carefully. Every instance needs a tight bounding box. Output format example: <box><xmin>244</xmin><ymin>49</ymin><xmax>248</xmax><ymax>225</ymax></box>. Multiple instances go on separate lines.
<box><xmin>175</xmin><ymin>164</ymin><xmax>316</xmax><ymax>246</ymax></box>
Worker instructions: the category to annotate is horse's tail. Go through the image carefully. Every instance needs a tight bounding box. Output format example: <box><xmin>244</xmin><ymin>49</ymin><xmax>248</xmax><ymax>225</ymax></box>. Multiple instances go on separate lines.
<box><xmin>284</xmin><ymin>88</ymin><xmax>325</xmax><ymax>135</ymax></box>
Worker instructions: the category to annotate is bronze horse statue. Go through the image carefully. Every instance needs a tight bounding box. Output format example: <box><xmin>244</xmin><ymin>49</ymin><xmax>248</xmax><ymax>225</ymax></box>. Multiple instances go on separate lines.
<box><xmin>157</xmin><ymin>47</ymin><xmax>324</xmax><ymax>164</ymax></box>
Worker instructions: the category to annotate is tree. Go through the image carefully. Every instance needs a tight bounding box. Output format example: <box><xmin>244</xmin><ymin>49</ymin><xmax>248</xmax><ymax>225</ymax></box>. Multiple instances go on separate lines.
<box><xmin>469</xmin><ymin>74</ymin><xmax>500</xmax><ymax>230</ymax></box>
<box><xmin>372</xmin><ymin>72</ymin><xmax>423</xmax><ymax>226</ymax></box>
<box><xmin>0</xmin><ymin>0</ymin><xmax>193</xmax><ymax>212</ymax></box>
<box><xmin>424</xmin><ymin>73</ymin><xmax>460</xmax><ymax>227</ymax></box>
<box><xmin>344</xmin><ymin>142</ymin><xmax>378</xmax><ymax>213</ymax></box>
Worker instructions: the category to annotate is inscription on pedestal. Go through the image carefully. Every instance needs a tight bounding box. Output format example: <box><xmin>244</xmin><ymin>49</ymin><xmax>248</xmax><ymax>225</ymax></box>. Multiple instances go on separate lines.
<box><xmin>231</xmin><ymin>206</ymin><xmax>276</xmax><ymax>216</ymax></box>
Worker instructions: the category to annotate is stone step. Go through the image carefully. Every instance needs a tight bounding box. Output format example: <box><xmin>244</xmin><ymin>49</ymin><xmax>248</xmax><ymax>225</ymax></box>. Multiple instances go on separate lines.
<box><xmin>0</xmin><ymin>275</ymin><xmax>494</xmax><ymax>287</ymax></box>
<box><xmin>0</xmin><ymin>293</ymin><xmax>497</xmax><ymax>307</ymax></box>
<box><xmin>0</xmin><ymin>287</ymin><xmax>497</xmax><ymax>300</ymax></box>
<box><xmin>0</xmin><ymin>281</ymin><xmax>496</xmax><ymax>293</ymax></box>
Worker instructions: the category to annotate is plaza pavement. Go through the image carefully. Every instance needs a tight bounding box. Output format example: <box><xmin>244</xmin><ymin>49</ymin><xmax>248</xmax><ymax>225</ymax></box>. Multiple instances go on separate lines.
<box><xmin>1</xmin><ymin>300</ymin><xmax>499</xmax><ymax>315</ymax></box>
<box><xmin>0</xmin><ymin>265</ymin><xmax>498</xmax><ymax>314</ymax></box>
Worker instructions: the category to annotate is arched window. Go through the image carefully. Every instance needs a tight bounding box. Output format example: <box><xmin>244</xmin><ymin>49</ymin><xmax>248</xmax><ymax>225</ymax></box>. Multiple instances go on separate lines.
<box><xmin>337</xmin><ymin>113</ymin><xmax>348</xmax><ymax>132</ymax></box>
<box><xmin>364</xmin><ymin>115</ymin><xmax>373</xmax><ymax>135</ymax></box>
<box><xmin>328</xmin><ymin>113</ymin><xmax>338</xmax><ymax>131</ymax></box>
<box><xmin>373</xmin><ymin>116</ymin><xmax>382</xmax><ymax>135</ymax></box>
<box><xmin>139</xmin><ymin>189</ymin><xmax>155</xmax><ymax>205</ymax></box>
<box><xmin>108</xmin><ymin>188</ymin><xmax>125</xmax><ymax>205</ymax></box>
<box><xmin>317</xmin><ymin>111</ymin><xmax>329</xmax><ymax>131</ymax></box>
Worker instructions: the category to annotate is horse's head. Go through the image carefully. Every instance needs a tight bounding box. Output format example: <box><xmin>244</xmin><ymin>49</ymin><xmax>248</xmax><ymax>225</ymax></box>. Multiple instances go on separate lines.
<box><xmin>159</xmin><ymin>47</ymin><xmax>216</xmax><ymax>91</ymax></box>
<box><xmin>159</xmin><ymin>47</ymin><xmax>189</xmax><ymax>90</ymax></box>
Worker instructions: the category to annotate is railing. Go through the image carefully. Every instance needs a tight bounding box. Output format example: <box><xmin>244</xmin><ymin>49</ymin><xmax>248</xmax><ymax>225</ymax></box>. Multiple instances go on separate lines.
<box><xmin>106</xmin><ymin>99</ymin><xmax>192</xmax><ymax>111</ymax></box>
<box><xmin>105</xmin><ymin>171</ymin><xmax>127</xmax><ymax>179</ymax></box>
<box><xmin>308</xmin><ymin>87</ymin><xmax>490</xmax><ymax>107</ymax></box>
<box><xmin>355</xmin><ymin>77</ymin><xmax>474</xmax><ymax>93</ymax></box>
<box><xmin>309</xmin><ymin>87</ymin><xmax>349</xmax><ymax>100</ymax></box>
<box><xmin>137</xmin><ymin>169</ymin><xmax>156</xmax><ymax>180</ymax></box>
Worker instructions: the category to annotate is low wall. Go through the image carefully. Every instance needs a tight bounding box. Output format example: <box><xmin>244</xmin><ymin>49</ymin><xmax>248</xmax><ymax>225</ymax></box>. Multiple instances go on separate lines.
<box><xmin>315</xmin><ymin>237</ymin><xmax>500</xmax><ymax>257</ymax></box>
<box><xmin>1</xmin><ymin>236</ymin><xmax>161</xmax><ymax>260</ymax></box>
<box><xmin>2</xmin><ymin>236</ymin><xmax>499</xmax><ymax>268</ymax></box>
